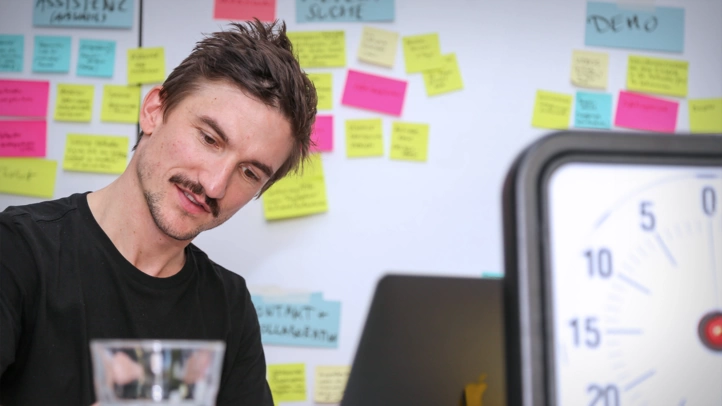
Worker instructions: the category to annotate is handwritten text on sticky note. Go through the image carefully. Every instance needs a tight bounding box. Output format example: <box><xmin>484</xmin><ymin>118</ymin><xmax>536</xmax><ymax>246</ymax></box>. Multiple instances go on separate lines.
<box><xmin>402</xmin><ymin>33</ymin><xmax>441</xmax><ymax>73</ymax></box>
<box><xmin>0</xmin><ymin>80</ymin><xmax>49</xmax><ymax>117</ymax></box>
<box><xmin>422</xmin><ymin>53</ymin><xmax>463</xmax><ymax>96</ymax></box>
<box><xmin>33</xmin><ymin>35</ymin><xmax>71</xmax><ymax>73</ymax></box>
<box><xmin>308</xmin><ymin>73</ymin><xmax>333</xmax><ymax>110</ymax></box>
<box><xmin>214</xmin><ymin>0</ymin><xmax>275</xmax><ymax>21</ymax></box>
<box><xmin>33</xmin><ymin>0</ymin><xmax>134</xmax><ymax>28</ymax></box>
<box><xmin>390</xmin><ymin>121</ymin><xmax>428</xmax><ymax>162</ymax></box>
<box><xmin>63</xmin><ymin>134</ymin><xmax>128</xmax><ymax>174</ymax></box>
<box><xmin>358</xmin><ymin>26</ymin><xmax>398</xmax><ymax>68</ymax></box>
<box><xmin>310</xmin><ymin>115</ymin><xmax>333</xmax><ymax>152</ymax></box>
<box><xmin>127</xmin><ymin>47</ymin><xmax>165</xmax><ymax>84</ymax></box>
<box><xmin>315</xmin><ymin>366</ymin><xmax>351</xmax><ymax>404</ymax></box>
<box><xmin>268</xmin><ymin>363</ymin><xmax>307</xmax><ymax>402</ymax></box>
<box><xmin>101</xmin><ymin>85</ymin><xmax>140</xmax><ymax>123</ymax></box>
<box><xmin>532</xmin><ymin>90</ymin><xmax>573</xmax><ymax>130</ymax></box>
<box><xmin>54</xmin><ymin>84</ymin><xmax>94</xmax><ymax>122</ymax></box>
<box><xmin>0</xmin><ymin>120</ymin><xmax>46</xmax><ymax>157</ymax></box>
<box><xmin>627</xmin><ymin>55</ymin><xmax>688</xmax><ymax>97</ymax></box>
<box><xmin>571</xmin><ymin>50</ymin><xmax>608</xmax><ymax>89</ymax></box>
<box><xmin>297</xmin><ymin>0</ymin><xmax>394</xmax><ymax>23</ymax></box>
<box><xmin>346</xmin><ymin>118</ymin><xmax>383</xmax><ymax>157</ymax></box>
<box><xmin>342</xmin><ymin>69</ymin><xmax>407</xmax><ymax>116</ymax></box>
<box><xmin>77</xmin><ymin>39</ymin><xmax>116</xmax><ymax>78</ymax></box>
<box><xmin>615</xmin><ymin>91</ymin><xmax>678</xmax><ymax>133</ymax></box>
<box><xmin>689</xmin><ymin>98</ymin><xmax>722</xmax><ymax>133</ymax></box>
<box><xmin>0</xmin><ymin>35</ymin><xmax>24</xmax><ymax>72</ymax></box>
<box><xmin>574</xmin><ymin>91</ymin><xmax>612</xmax><ymax>130</ymax></box>
<box><xmin>0</xmin><ymin>158</ymin><xmax>56</xmax><ymax>198</ymax></box>
<box><xmin>263</xmin><ymin>154</ymin><xmax>327</xmax><ymax>220</ymax></box>
<box><xmin>287</xmin><ymin>31</ymin><xmax>345</xmax><ymax>68</ymax></box>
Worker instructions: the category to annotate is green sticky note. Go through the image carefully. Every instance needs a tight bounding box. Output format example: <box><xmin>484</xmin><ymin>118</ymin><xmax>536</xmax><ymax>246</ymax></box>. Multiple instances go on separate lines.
<box><xmin>0</xmin><ymin>158</ymin><xmax>57</xmax><ymax>198</ymax></box>
<box><xmin>422</xmin><ymin>53</ymin><xmax>463</xmax><ymax>96</ymax></box>
<box><xmin>287</xmin><ymin>31</ymin><xmax>346</xmax><ymax>68</ymax></box>
<box><xmin>101</xmin><ymin>85</ymin><xmax>140</xmax><ymax>123</ymax></box>
<box><xmin>267</xmin><ymin>363</ymin><xmax>307</xmax><ymax>403</ymax></box>
<box><xmin>307</xmin><ymin>73</ymin><xmax>332</xmax><ymax>110</ymax></box>
<box><xmin>402</xmin><ymin>33</ymin><xmax>442</xmax><ymax>74</ymax></box>
<box><xmin>627</xmin><ymin>55</ymin><xmax>688</xmax><ymax>98</ymax></box>
<box><xmin>63</xmin><ymin>134</ymin><xmax>129</xmax><ymax>174</ymax></box>
<box><xmin>390</xmin><ymin>122</ymin><xmax>429</xmax><ymax>162</ymax></box>
<box><xmin>689</xmin><ymin>98</ymin><xmax>722</xmax><ymax>133</ymax></box>
<box><xmin>346</xmin><ymin>118</ymin><xmax>383</xmax><ymax>158</ymax></box>
<box><xmin>263</xmin><ymin>154</ymin><xmax>327</xmax><ymax>220</ymax></box>
<box><xmin>127</xmin><ymin>47</ymin><xmax>165</xmax><ymax>84</ymax></box>
<box><xmin>54</xmin><ymin>83</ymin><xmax>94</xmax><ymax>122</ymax></box>
<box><xmin>532</xmin><ymin>90</ymin><xmax>573</xmax><ymax>130</ymax></box>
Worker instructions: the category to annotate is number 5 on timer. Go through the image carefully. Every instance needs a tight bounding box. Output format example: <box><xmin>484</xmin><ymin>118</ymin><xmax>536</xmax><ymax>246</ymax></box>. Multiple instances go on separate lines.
<box><xmin>503</xmin><ymin>131</ymin><xmax>722</xmax><ymax>406</ymax></box>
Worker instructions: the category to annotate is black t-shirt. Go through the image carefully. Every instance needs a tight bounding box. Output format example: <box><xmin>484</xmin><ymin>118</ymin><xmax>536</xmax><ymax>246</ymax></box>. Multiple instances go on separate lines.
<box><xmin>0</xmin><ymin>193</ymin><xmax>273</xmax><ymax>406</ymax></box>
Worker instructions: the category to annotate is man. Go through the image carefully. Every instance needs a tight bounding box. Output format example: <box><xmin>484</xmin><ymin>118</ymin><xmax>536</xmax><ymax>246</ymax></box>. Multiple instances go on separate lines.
<box><xmin>0</xmin><ymin>20</ymin><xmax>317</xmax><ymax>405</ymax></box>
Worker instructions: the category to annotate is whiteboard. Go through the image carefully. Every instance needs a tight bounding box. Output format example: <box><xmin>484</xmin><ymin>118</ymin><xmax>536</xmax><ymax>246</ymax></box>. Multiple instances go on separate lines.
<box><xmin>4</xmin><ymin>0</ymin><xmax>722</xmax><ymax>404</ymax></box>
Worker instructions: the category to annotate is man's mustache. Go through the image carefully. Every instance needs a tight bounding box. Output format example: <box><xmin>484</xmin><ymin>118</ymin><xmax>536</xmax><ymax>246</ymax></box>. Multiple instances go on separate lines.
<box><xmin>169</xmin><ymin>174</ymin><xmax>220</xmax><ymax>217</ymax></box>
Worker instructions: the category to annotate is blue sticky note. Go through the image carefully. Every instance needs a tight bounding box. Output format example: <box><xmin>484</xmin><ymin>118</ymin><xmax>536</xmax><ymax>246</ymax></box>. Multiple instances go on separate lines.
<box><xmin>0</xmin><ymin>35</ymin><xmax>24</xmax><ymax>72</ymax></box>
<box><xmin>585</xmin><ymin>2</ymin><xmax>684</xmax><ymax>53</ymax></box>
<box><xmin>33</xmin><ymin>0</ymin><xmax>134</xmax><ymax>28</ymax></box>
<box><xmin>574</xmin><ymin>91</ymin><xmax>613</xmax><ymax>130</ymax></box>
<box><xmin>77</xmin><ymin>39</ymin><xmax>116</xmax><ymax>78</ymax></box>
<box><xmin>297</xmin><ymin>0</ymin><xmax>394</xmax><ymax>23</ymax></box>
<box><xmin>33</xmin><ymin>36</ymin><xmax>71</xmax><ymax>73</ymax></box>
<box><xmin>252</xmin><ymin>292</ymin><xmax>341</xmax><ymax>348</ymax></box>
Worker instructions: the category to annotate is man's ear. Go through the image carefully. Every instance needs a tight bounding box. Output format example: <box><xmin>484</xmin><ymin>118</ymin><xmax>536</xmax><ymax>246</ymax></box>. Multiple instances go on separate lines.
<box><xmin>139</xmin><ymin>86</ymin><xmax>164</xmax><ymax>136</ymax></box>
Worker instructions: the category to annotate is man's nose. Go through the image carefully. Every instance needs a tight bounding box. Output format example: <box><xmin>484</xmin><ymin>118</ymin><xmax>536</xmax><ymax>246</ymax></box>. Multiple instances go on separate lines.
<box><xmin>200</xmin><ymin>158</ymin><xmax>236</xmax><ymax>200</ymax></box>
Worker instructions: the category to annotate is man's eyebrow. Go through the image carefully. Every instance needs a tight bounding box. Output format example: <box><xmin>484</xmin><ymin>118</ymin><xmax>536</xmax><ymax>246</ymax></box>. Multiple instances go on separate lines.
<box><xmin>248</xmin><ymin>160</ymin><xmax>274</xmax><ymax>179</ymax></box>
<box><xmin>198</xmin><ymin>115</ymin><xmax>274</xmax><ymax>178</ymax></box>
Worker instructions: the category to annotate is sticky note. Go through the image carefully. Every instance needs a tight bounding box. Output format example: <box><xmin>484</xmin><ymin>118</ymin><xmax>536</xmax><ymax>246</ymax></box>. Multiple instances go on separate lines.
<box><xmin>63</xmin><ymin>134</ymin><xmax>128</xmax><ymax>174</ymax></box>
<box><xmin>0</xmin><ymin>79</ymin><xmax>49</xmax><ymax>117</ymax></box>
<box><xmin>310</xmin><ymin>115</ymin><xmax>333</xmax><ymax>153</ymax></box>
<box><xmin>127</xmin><ymin>47</ymin><xmax>165</xmax><ymax>85</ymax></box>
<box><xmin>571</xmin><ymin>50</ymin><xmax>608</xmax><ymax>89</ymax></box>
<box><xmin>585</xmin><ymin>2</ymin><xmax>684</xmax><ymax>53</ymax></box>
<box><xmin>77</xmin><ymin>39</ymin><xmax>116</xmax><ymax>78</ymax></box>
<box><xmin>32</xmin><ymin>35</ymin><xmax>71</xmax><ymax>73</ymax></box>
<box><xmin>33</xmin><ymin>0</ymin><xmax>134</xmax><ymax>28</ymax></box>
<box><xmin>422</xmin><ymin>53</ymin><xmax>463</xmax><ymax>96</ymax></box>
<box><xmin>615</xmin><ymin>91</ymin><xmax>678</xmax><ymax>133</ymax></box>
<box><xmin>402</xmin><ymin>33</ymin><xmax>442</xmax><ymax>74</ymax></box>
<box><xmin>253</xmin><ymin>292</ymin><xmax>341</xmax><ymax>347</ymax></box>
<box><xmin>0</xmin><ymin>120</ymin><xmax>46</xmax><ymax>157</ymax></box>
<box><xmin>358</xmin><ymin>26</ymin><xmax>398</xmax><ymax>68</ymax></box>
<box><xmin>532</xmin><ymin>90</ymin><xmax>573</xmax><ymax>130</ymax></box>
<box><xmin>390</xmin><ymin>122</ymin><xmax>428</xmax><ymax>162</ymax></box>
<box><xmin>627</xmin><ymin>55</ymin><xmax>688</xmax><ymax>98</ymax></box>
<box><xmin>263</xmin><ymin>154</ymin><xmax>327</xmax><ymax>220</ymax></box>
<box><xmin>101</xmin><ymin>85</ymin><xmax>140</xmax><ymax>123</ymax></box>
<box><xmin>297</xmin><ymin>0</ymin><xmax>394</xmax><ymax>23</ymax></box>
<box><xmin>214</xmin><ymin>0</ymin><xmax>275</xmax><ymax>21</ymax></box>
<box><xmin>0</xmin><ymin>158</ymin><xmax>57</xmax><ymax>198</ymax></box>
<box><xmin>689</xmin><ymin>98</ymin><xmax>722</xmax><ymax>133</ymax></box>
<box><xmin>287</xmin><ymin>31</ymin><xmax>345</xmax><ymax>68</ymax></box>
<box><xmin>574</xmin><ymin>91</ymin><xmax>612</xmax><ymax>130</ymax></box>
<box><xmin>314</xmin><ymin>366</ymin><xmax>351</xmax><ymax>404</ymax></box>
<box><xmin>267</xmin><ymin>363</ymin><xmax>307</xmax><ymax>403</ymax></box>
<box><xmin>346</xmin><ymin>118</ymin><xmax>383</xmax><ymax>157</ymax></box>
<box><xmin>0</xmin><ymin>35</ymin><xmax>24</xmax><ymax>72</ymax></box>
<box><xmin>307</xmin><ymin>73</ymin><xmax>332</xmax><ymax>110</ymax></box>
<box><xmin>341</xmin><ymin>69</ymin><xmax>407</xmax><ymax>116</ymax></box>
<box><xmin>54</xmin><ymin>84</ymin><xmax>94</xmax><ymax>122</ymax></box>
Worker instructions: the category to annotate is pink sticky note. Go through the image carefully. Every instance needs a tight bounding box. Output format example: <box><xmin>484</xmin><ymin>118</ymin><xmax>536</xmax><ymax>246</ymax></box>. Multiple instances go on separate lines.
<box><xmin>0</xmin><ymin>120</ymin><xmax>47</xmax><ymax>157</ymax></box>
<box><xmin>0</xmin><ymin>80</ymin><xmax>50</xmax><ymax>118</ymax></box>
<box><xmin>342</xmin><ymin>69</ymin><xmax>407</xmax><ymax>116</ymax></box>
<box><xmin>310</xmin><ymin>115</ymin><xmax>333</xmax><ymax>152</ymax></box>
<box><xmin>214</xmin><ymin>0</ymin><xmax>275</xmax><ymax>21</ymax></box>
<box><xmin>615</xmin><ymin>91</ymin><xmax>678</xmax><ymax>133</ymax></box>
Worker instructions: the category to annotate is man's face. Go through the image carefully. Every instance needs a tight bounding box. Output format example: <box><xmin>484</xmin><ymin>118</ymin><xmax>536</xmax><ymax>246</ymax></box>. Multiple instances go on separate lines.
<box><xmin>135</xmin><ymin>79</ymin><xmax>293</xmax><ymax>241</ymax></box>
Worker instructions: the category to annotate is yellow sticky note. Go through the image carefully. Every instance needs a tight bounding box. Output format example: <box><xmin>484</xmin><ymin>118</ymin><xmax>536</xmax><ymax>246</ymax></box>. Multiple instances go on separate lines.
<box><xmin>627</xmin><ymin>55</ymin><xmax>688</xmax><ymax>98</ymax></box>
<box><xmin>689</xmin><ymin>98</ymin><xmax>722</xmax><ymax>133</ymax></box>
<box><xmin>127</xmin><ymin>47</ymin><xmax>165</xmax><ymax>84</ymax></box>
<box><xmin>402</xmin><ymin>33</ymin><xmax>442</xmax><ymax>73</ymax></box>
<box><xmin>267</xmin><ymin>363</ymin><xmax>307</xmax><ymax>403</ymax></box>
<box><xmin>101</xmin><ymin>85</ymin><xmax>141</xmax><ymax>123</ymax></box>
<box><xmin>358</xmin><ymin>26</ymin><xmax>399</xmax><ymax>68</ymax></box>
<box><xmin>63</xmin><ymin>134</ymin><xmax>129</xmax><ymax>174</ymax></box>
<box><xmin>532</xmin><ymin>90</ymin><xmax>573</xmax><ymax>129</ymax></box>
<box><xmin>422</xmin><ymin>53</ymin><xmax>463</xmax><ymax>96</ymax></box>
<box><xmin>571</xmin><ymin>50</ymin><xmax>609</xmax><ymax>89</ymax></box>
<box><xmin>0</xmin><ymin>158</ymin><xmax>57</xmax><ymax>198</ymax></box>
<box><xmin>308</xmin><ymin>73</ymin><xmax>332</xmax><ymax>110</ymax></box>
<box><xmin>346</xmin><ymin>118</ymin><xmax>383</xmax><ymax>157</ymax></box>
<box><xmin>54</xmin><ymin>84</ymin><xmax>94</xmax><ymax>122</ymax></box>
<box><xmin>287</xmin><ymin>31</ymin><xmax>345</xmax><ymax>68</ymax></box>
<box><xmin>390</xmin><ymin>122</ymin><xmax>429</xmax><ymax>162</ymax></box>
<box><xmin>263</xmin><ymin>154</ymin><xmax>327</xmax><ymax>220</ymax></box>
<box><xmin>314</xmin><ymin>365</ymin><xmax>351</xmax><ymax>404</ymax></box>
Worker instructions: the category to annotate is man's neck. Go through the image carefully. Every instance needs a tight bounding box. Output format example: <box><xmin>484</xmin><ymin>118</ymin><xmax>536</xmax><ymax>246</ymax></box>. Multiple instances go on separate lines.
<box><xmin>87</xmin><ymin>175</ymin><xmax>188</xmax><ymax>278</ymax></box>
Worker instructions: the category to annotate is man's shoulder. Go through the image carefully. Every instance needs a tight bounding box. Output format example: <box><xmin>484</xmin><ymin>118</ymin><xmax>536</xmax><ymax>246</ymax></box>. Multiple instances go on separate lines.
<box><xmin>1</xmin><ymin>193</ymin><xmax>87</xmax><ymax>225</ymax></box>
<box><xmin>187</xmin><ymin>243</ymin><xmax>250</xmax><ymax>295</ymax></box>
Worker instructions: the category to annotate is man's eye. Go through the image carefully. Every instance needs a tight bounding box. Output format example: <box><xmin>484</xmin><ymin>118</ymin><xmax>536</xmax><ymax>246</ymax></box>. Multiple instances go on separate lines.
<box><xmin>243</xmin><ymin>167</ymin><xmax>260</xmax><ymax>182</ymax></box>
<box><xmin>201</xmin><ymin>132</ymin><xmax>216</xmax><ymax>145</ymax></box>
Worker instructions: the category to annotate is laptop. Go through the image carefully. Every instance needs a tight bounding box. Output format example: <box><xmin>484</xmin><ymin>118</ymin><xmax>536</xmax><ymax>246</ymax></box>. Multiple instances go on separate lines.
<box><xmin>342</xmin><ymin>274</ymin><xmax>506</xmax><ymax>406</ymax></box>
